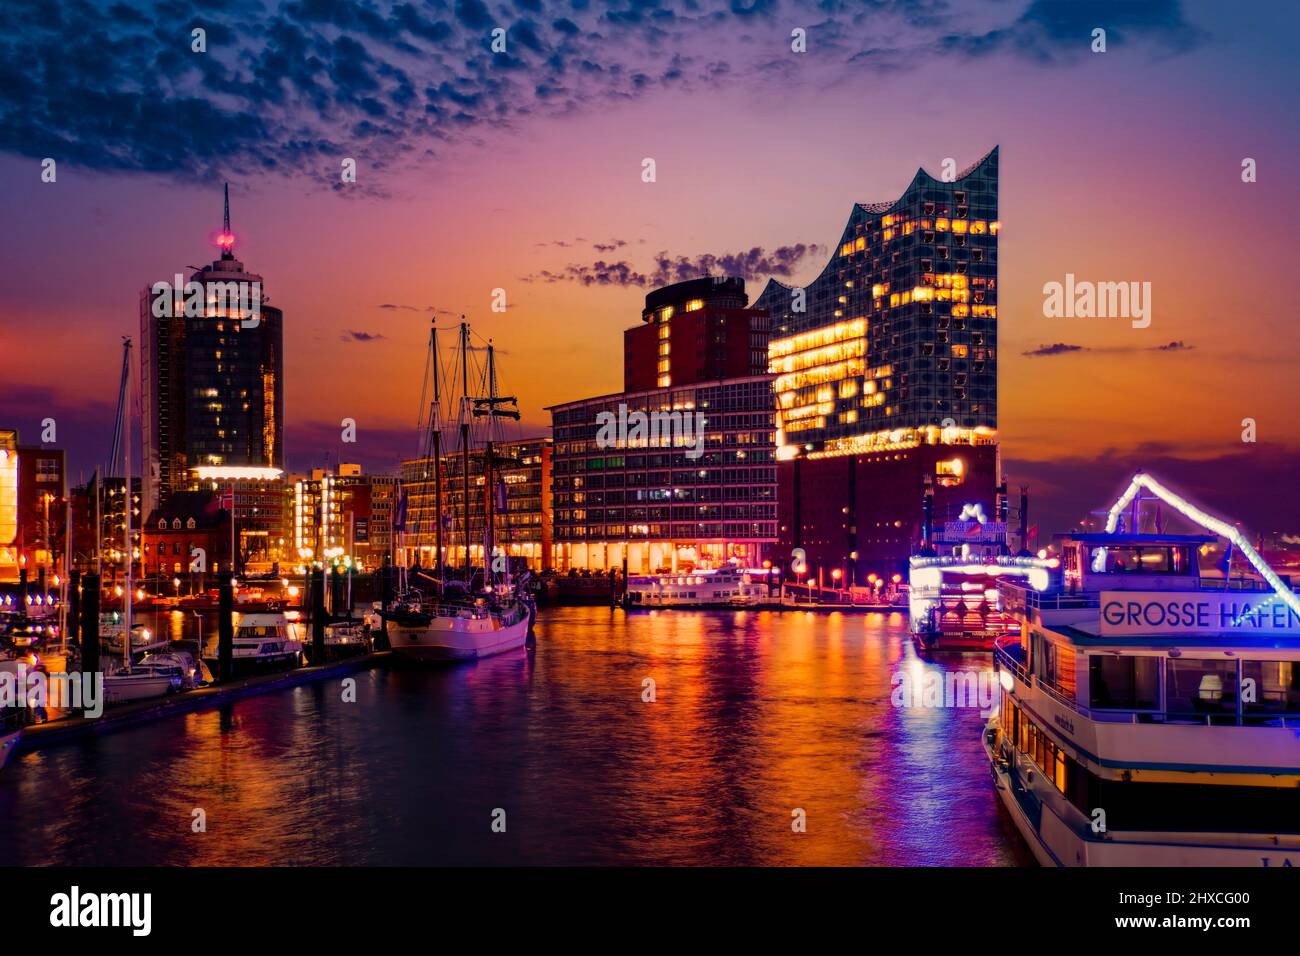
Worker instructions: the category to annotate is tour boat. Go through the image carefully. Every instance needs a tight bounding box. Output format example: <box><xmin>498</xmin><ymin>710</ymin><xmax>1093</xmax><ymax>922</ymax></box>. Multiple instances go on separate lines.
<box><xmin>623</xmin><ymin>564</ymin><xmax>775</xmax><ymax>609</ymax></box>
<box><xmin>985</xmin><ymin>473</ymin><xmax>1300</xmax><ymax>866</ymax></box>
<box><xmin>908</xmin><ymin>498</ymin><xmax>1054</xmax><ymax>652</ymax></box>
<box><xmin>909</xmin><ymin>557</ymin><xmax>1053</xmax><ymax>651</ymax></box>
<box><xmin>202</xmin><ymin>612</ymin><xmax>303</xmax><ymax>677</ymax></box>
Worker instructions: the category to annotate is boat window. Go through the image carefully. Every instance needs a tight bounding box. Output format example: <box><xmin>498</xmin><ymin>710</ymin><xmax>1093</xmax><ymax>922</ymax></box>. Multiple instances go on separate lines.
<box><xmin>1089</xmin><ymin>655</ymin><xmax>1159</xmax><ymax>710</ymax></box>
<box><xmin>1242</xmin><ymin>660</ymin><xmax>1300</xmax><ymax>718</ymax></box>
<box><xmin>1088</xmin><ymin>546</ymin><xmax>1179</xmax><ymax>574</ymax></box>
<box><xmin>1165</xmin><ymin>658</ymin><xmax>1238</xmax><ymax>718</ymax></box>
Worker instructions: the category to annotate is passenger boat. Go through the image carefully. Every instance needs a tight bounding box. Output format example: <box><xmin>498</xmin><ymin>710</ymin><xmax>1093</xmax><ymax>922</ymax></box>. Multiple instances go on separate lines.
<box><xmin>986</xmin><ymin>473</ymin><xmax>1300</xmax><ymax>866</ymax></box>
<box><xmin>623</xmin><ymin>563</ymin><xmax>775</xmax><ymax>609</ymax></box>
<box><xmin>909</xmin><ymin>498</ymin><xmax>1054</xmax><ymax>652</ymax></box>
<box><xmin>202</xmin><ymin>612</ymin><xmax>303</xmax><ymax>677</ymax></box>
<box><xmin>909</xmin><ymin>558</ymin><xmax>1053</xmax><ymax>651</ymax></box>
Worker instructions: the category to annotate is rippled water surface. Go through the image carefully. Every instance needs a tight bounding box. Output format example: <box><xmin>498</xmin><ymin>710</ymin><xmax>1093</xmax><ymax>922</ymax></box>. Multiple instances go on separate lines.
<box><xmin>0</xmin><ymin>607</ymin><xmax>1028</xmax><ymax>865</ymax></box>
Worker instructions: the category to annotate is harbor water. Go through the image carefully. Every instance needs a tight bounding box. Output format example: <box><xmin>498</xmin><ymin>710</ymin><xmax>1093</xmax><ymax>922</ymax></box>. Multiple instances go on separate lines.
<box><xmin>0</xmin><ymin>607</ymin><xmax>1029</xmax><ymax>865</ymax></box>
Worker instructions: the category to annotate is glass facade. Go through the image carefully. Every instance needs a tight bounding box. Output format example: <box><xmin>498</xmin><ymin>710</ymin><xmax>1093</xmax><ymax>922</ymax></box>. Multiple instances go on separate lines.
<box><xmin>549</xmin><ymin>376</ymin><xmax>776</xmax><ymax>572</ymax></box>
<box><xmin>756</xmin><ymin>147</ymin><xmax>999</xmax><ymax>459</ymax></box>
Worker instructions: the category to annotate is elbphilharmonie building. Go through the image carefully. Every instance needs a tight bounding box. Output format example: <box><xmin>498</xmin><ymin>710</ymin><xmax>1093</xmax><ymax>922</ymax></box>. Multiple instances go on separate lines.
<box><xmin>755</xmin><ymin>148</ymin><xmax>1003</xmax><ymax>581</ymax></box>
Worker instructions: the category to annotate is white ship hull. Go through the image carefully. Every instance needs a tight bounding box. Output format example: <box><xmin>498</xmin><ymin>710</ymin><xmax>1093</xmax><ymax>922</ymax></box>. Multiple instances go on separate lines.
<box><xmin>390</xmin><ymin>612</ymin><xmax>529</xmax><ymax>661</ymax></box>
<box><xmin>103</xmin><ymin>672</ymin><xmax>181</xmax><ymax>705</ymax></box>
<box><xmin>985</xmin><ymin>729</ymin><xmax>1300</xmax><ymax>867</ymax></box>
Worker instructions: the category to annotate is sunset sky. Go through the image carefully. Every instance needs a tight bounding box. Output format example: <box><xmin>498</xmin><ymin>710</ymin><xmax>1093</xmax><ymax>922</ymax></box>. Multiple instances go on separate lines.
<box><xmin>1</xmin><ymin>0</ymin><xmax>1297</xmax><ymax>537</ymax></box>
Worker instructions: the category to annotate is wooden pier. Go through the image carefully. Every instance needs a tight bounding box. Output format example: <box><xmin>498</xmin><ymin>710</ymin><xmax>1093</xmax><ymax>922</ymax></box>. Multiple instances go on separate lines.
<box><xmin>16</xmin><ymin>652</ymin><xmax>391</xmax><ymax>753</ymax></box>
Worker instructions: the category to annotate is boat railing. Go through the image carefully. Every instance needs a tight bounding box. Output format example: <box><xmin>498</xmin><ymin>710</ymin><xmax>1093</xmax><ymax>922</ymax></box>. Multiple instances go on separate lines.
<box><xmin>994</xmin><ymin>641</ymin><xmax>1300</xmax><ymax>728</ymax></box>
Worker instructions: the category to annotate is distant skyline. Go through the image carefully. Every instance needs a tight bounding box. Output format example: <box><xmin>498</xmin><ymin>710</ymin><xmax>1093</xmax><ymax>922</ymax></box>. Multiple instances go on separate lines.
<box><xmin>1</xmin><ymin>0</ymin><xmax>1297</xmax><ymax>537</ymax></box>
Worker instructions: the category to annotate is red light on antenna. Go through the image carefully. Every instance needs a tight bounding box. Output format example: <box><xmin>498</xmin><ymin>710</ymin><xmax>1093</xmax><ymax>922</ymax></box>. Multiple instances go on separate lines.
<box><xmin>217</xmin><ymin>232</ymin><xmax>234</xmax><ymax>249</ymax></box>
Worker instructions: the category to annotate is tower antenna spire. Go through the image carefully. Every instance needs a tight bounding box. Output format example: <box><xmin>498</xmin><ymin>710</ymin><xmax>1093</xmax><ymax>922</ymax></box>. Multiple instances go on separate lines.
<box><xmin>219</xmin><ymin>181</ymin><xmax>235</xmax><ymax>259</ymax></box>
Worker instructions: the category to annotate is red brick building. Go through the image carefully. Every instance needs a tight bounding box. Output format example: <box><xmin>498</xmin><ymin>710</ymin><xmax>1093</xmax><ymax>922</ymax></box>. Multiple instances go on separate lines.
<box><xmin>623</xmin><ymin>276</ymin><xmax>770</xmax><ymax>391</ymax></box>
<box><xmin>141</xmin><ymin>491</ymin><xmax>231</xmax><ymax>588</ymax></box>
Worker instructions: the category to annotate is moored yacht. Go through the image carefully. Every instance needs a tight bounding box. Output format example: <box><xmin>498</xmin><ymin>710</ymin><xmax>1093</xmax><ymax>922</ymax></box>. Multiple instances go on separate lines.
<box><xmin>986</xmin><ymin>475</ymin><xmax>1300</xmax><ymax>866</ymax></box>
<box><xmin>202</xmin><ymin>612</ymin><xmax>303</xmax><ymax>678</ymax></box>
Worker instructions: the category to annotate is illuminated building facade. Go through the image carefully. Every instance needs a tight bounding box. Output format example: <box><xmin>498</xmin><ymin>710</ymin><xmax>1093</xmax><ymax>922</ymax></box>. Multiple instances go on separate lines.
<box><xmin>288</xmin><ymin>466</ymin><xmax>397</xmax><ymax>573</ymax></box>
<box><xmin>549</xmin><ymin>375</ymin><xmax>776</xmax><ymax>573</ymax></box>
<box><xmin>189</xmin><ymin>465</ymin><xmax>286</xmax><ymax>570</ymax></box>
<box><xmin>624</xmin><ymin>276</ymin><xmax>771</xmax><ymax>391</ymax></box>
<box><xmin>141</xmin><ymin>491</ymin><xmax>230</xmax><ymax>585</ymax></box>
<box><xmin>400</xmin><ymin>438</ymin><xmax>552</xmax><ymax>571</ymax></box>
<box><xmin>140</xmin><ymin>185</ymin><xmax>284</xmax><ymax>518</ymax></box>
<box><xmin>0</xmin><ymin>428</ymin><xmax>68</xmax><ymax>584</ymax></box>
<box><xmin>755</xmin><ymin>148</ymin><xmax>1002</xmax><ymax>580</ymax></box>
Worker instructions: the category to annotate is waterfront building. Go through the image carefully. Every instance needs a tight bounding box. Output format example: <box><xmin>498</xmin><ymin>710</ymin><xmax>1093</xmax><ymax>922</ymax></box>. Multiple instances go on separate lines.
<box><xmin>551</xmin><ymin>279</ymin><xmax>777</xmax><ymax>573</ymax></box>
<box><xmin>287</xmin><ymin>465</ymin><xmax>400</xmax><ymax>573</ymax></box>
<box><xmin>141</xmin><ymin>490</ymin><xmax>230</xmax><ymax>588</ymax></box>
<box><xmin>400</xmin><ymin>437</ymin><xmax>552</xmax><ymax>571</ymax></box>
<box><xmin>187</xmin><ymin>465</ymin><xmax>286</xmax><ymax>571</ymax></box>
<box><xmin>0</xmin><ymin>428</ymin><xmax>67</xmax><ymax>585</ymax></box>
<box><xmin>140</xmin><ymin>184</ymin><xmax>284</xmax><ymax>518</ymax></box>
<box><xmin>68</xmin><ymin>475</ymin><xmax>141</xmax><ymax>585</ymax></box>
<box><xmin>754</xmin><ymin>148</ymin><xmax>1002</xmax><ymax>582</ymax></box>
<box><xmin>624</xmin><ymin>275</ymin><xmax>771</xmax><ymax>390</ymax></box>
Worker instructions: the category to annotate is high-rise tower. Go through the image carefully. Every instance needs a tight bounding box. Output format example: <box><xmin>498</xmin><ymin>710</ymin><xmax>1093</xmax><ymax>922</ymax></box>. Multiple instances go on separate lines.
<box><xmin>140</xmin><ymin>184</ymin><xmax>285</xmax><ymax>518</ymax></box>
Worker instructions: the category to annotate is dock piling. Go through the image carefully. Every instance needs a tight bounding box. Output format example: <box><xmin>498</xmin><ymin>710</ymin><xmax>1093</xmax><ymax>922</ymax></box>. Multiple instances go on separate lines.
<box><xmin>80</xmin><ymin>573</ymin><xmax>99</xmax><ymax>718</ymax></box>
<box><xmin>68</xmin><ymin>568</ymin><xmax>81</xmax><ymax>645</ymax></box>
<box><xmin>218</xmin><ymin>581</ymin><xmax>234</xmax><ymax>683</ymax></box>
<box><xmin>312</xmin><ymin>568</ymin><xmax>326</xmax><ymax>663</ymax></box>
<box><xmin>377</xmin><ymin>560</ymin><xmax>391</xmax><ymax>651</ymax></box>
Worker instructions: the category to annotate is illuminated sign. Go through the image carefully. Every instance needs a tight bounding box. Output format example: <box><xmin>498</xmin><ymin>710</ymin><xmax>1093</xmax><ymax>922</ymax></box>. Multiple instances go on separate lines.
<box><xmin>1098</xmin><ymin>591</ymin><xmax>1300</xmax><ymax>637</ymax></box>
<box><xmin>940</xmin><ymin>520</ymin><xmax>1006</xmax><ymax>542</ymax></box>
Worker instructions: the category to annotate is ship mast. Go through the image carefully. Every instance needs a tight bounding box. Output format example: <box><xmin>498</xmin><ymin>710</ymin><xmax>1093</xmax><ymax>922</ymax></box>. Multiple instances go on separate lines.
<box><xmin>473</xmin><ymin>339</ymin><xmax>519</xmax><ymax>587</ymax></box>
<box><xmin>431</xmin><ymin>322</ymin><xmax>443</xmax><ymax>587</ymax></box>
<box><xmin>459</xmin><ymin>321</ymin><xmax>472</xmax><ymax>577</ymax></box>
<box><xmin>120</xmin><ymin>337</ymin><xmax>133</xmax><ymax>672</ymax></box>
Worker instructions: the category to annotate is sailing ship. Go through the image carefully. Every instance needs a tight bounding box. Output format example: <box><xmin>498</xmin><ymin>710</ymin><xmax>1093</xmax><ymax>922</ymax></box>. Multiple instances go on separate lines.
<box><xmin>383</xmin><ymin>320</ymin><xmax>534</xmax><ymax>661</ymax></box>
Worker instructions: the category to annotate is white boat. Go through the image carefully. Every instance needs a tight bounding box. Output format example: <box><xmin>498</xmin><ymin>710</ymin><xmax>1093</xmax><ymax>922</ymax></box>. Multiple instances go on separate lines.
<box><xmin>323</xmin><ymin>620</ymin><xmax>372</xmax><ymax>657</ymax></box>
<box><xmin>102</xmin><ymin>665</ymin><xmax>182</xmax><ymax>705</ymax></box>
<box><xmin>386</xmin><ymin>594</ymin><xmax>531</xmax><ymax>662</ymax></box>
<box><xmin>623</xmin><ymin>563</ymin><xmax>774</xmax><ymax>609</ymax></box>
<box><xmin>202</xmin><ymin>612</ymin><xmax>303</xmax><ymax>678</ymax></box>
<box><xmin>137</xmin><ymin>649</ymin><xmax>202</xmax><ymax>690</ymax></box>
<box><xmin>986</xmin><ymin>476</ymin><xmax>1300</xmax><ymax>867</ymax></box>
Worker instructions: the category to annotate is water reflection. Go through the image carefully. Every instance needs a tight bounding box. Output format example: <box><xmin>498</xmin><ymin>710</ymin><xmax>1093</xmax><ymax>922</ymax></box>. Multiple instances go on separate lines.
<box><xmin>0</xmin><ymin>607</ymin><xmax>1026</xmax><ymax>866</ymax></box>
